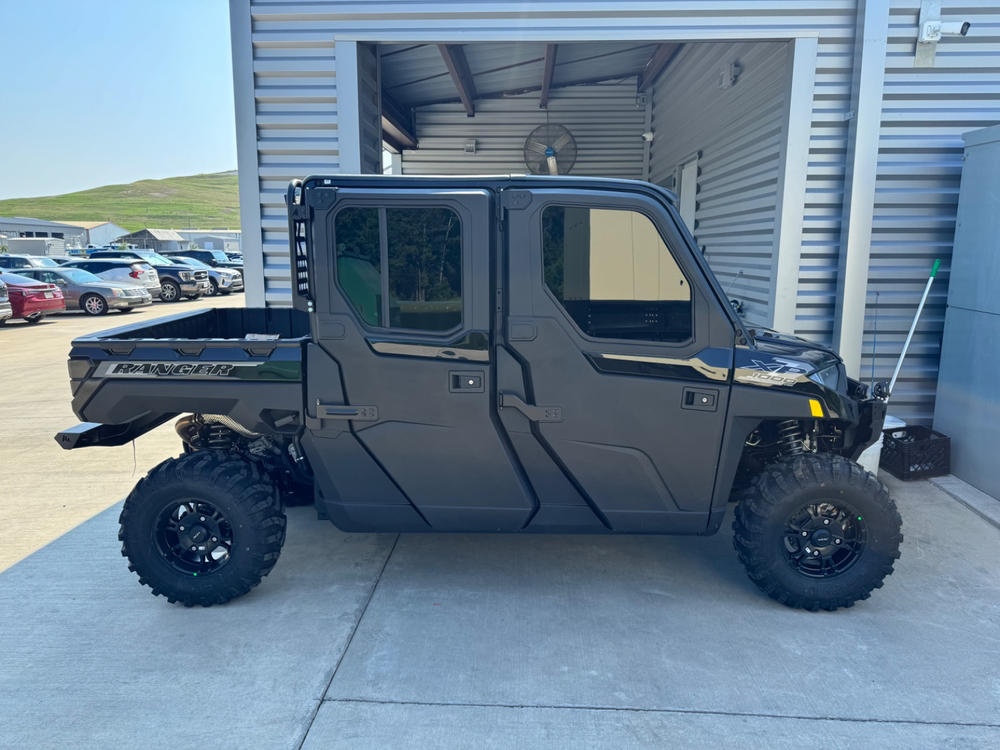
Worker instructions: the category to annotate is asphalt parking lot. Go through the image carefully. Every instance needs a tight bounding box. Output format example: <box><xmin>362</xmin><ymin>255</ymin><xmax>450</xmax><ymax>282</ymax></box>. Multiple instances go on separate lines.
<box><xmin>0</xmin><ymin>293</ymin><xmax>245</xmax><ymax>571</ymax></box>
<box><xmin>1</xmin><ymin>298</ymin><xmax>999</xmax><ymax>748</ymax></box>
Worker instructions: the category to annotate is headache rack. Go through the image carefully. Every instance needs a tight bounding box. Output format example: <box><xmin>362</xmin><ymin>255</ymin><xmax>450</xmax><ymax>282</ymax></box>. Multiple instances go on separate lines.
<box><xmin>286</xmin><ymin>179</ymin><xmax>312</xmax><ymax>307</ymax></box>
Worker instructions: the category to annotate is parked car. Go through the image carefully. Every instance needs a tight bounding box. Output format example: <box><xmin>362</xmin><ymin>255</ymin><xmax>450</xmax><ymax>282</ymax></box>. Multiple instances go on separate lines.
<box><xmin>0</xmin><ymin>254</ymin><xmax>63</xmax><ymax>270</ymax></box>
<box><xmin>0</xmin><ymin>278</ymin><xmax>12</xmax><ymax>324</ymax></box>
<box><xmin>63</xmin><ymin>259</ymin><xmax>161</xmax><ymax>298</ymax></box>
<box><xmin>163</xmin><ymin>248</ymin><xmax>243</xmax><ymax>272</ymax></box>
<box><xmin>88</xmin><ymin>250</ymin><xmax>210</xmax><ymax>302</ymax></box>
<box><xmin>168</xmin><ymin>256</ymin><xmax>243</xmax><ymax>296</ymax></box>
<box><xmin>0</xmin><ymin>270</ymin><xmax>65</xmax><ymax>324</ymax></box>
<box><xmin>15</xmin><ymin>267</ymin><xmax>152</xmax><ymax>315</ymax></box>
<box><xmin>225</xmin><ymin>252</ymin><xmax>243</xmax><ymax>264</ymax></box>
<box><xmin>49</xmin><ymin>255</ymin><xmax>84</xmax><ymax>265</ymax></box>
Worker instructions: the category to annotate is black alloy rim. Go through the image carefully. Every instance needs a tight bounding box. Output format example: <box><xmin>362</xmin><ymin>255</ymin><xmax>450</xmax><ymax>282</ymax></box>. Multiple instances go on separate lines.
<box><xmin>153</xmin><ymin>500</ymin><xmax>234</xmax><ymax>575</ymax></box>
<box><xmin>782</xmin><ymin>502</ymin><xmax>866</xmax><ymax>578</ymax></box>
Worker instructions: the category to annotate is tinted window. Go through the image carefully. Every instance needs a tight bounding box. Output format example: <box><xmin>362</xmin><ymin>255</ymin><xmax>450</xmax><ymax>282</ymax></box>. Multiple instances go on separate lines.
<box><xmin>335</xmin><ymin>206</ymin><xmax>462</xmax><ymax>332</ymax></box>
<box><xmin>2</xmin><ymin>257</ymin><xmax>27</xmax><ymax>268</ymax></box>
<box><xmin>541</xmin><ymin>206</ymin><xmax>692</xmax><ymax>343</ymax></box>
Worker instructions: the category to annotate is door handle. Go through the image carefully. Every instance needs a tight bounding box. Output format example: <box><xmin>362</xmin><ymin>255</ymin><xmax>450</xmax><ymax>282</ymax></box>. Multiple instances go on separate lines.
<box><xmin>498</xmin><ymin>392</ymin><xmax>563</xmax><ymax>422</ymax></box>
<box><xmin>681</xmin><ymin>387</ymin><xmax>719</xmax><ymax>412</ymax></box>
<box><xmin>449</xmin><ymin>370</ymin><xmax>484</xmax><ymax>392</ymax></box>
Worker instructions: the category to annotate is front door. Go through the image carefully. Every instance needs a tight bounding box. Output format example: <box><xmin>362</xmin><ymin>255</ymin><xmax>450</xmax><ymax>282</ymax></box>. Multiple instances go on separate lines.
<box><xmin>307</xmin><ymin>186</ymin><xmax>535</xmax><ymax>530</ymax></box>
<box><xmin>500</xmin><ymin>188</ymin><xmax>735</xmax><ymax>532</ymax></box>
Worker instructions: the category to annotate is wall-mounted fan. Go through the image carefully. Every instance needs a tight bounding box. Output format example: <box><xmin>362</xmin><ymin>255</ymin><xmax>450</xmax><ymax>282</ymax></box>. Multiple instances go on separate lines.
<box><xmin>523</xmin><ymin>123</ymin><xmax>577</xmax><ymax>175</ymax></box>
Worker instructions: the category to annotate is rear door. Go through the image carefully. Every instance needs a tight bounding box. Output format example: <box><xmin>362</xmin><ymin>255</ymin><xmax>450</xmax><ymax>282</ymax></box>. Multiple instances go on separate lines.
<box><xmin>500</xmin><ymin>188</ymin><xmax>735</xmax><ymax>532</ymax></box>
<box><xmin>306</xmin><ymin>186</ymin><xmax>535</xmax><ymax>530</ymax></box>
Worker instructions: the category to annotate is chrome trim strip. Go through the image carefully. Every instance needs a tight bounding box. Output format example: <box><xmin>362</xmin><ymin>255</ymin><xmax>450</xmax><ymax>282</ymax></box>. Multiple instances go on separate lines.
<box><xmin>370</xmin><ymin>341</ymin><xmax>489</xmax><ymax>362</ymax></box>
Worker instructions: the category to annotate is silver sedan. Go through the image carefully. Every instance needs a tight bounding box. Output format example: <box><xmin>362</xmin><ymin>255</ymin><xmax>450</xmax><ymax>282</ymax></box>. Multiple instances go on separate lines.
<box><xmin>14</xmin><ymin>267</ymin><xmax>152</xmax><ymax>315</ymax></box>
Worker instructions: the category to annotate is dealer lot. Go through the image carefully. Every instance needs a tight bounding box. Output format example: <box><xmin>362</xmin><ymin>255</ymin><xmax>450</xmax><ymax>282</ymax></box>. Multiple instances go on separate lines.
<box><xmin>1</xmin><ymin>300</ymin><xmax>998</xmax><ymax>748</ymax></box>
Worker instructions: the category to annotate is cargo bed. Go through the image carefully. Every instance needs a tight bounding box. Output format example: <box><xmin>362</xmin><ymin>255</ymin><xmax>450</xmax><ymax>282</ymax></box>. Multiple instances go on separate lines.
<box><xmin>57</xmin><ymin>308</ymin><xmax>311</xmax><ymax>449</ymax></box>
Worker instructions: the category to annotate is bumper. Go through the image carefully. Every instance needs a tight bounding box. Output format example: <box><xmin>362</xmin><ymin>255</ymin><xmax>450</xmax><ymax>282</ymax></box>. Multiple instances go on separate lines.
<box><xmin>19</xmin><ymin>296</ymin><xmax>65</xmax><ymax>317</ymax></box>
<box><xmin>218</xmin><ymin>278</ymin><xmax>245</xmax><ymax>293</ymax></box>
<box><xmin>108</xmin><ymin>296</ymin><xmax>153</xmax><ymax>310</ymax></box>
<box><xmin>0</xmin><ymin>301</ymin><xmax>11</xmax><ymax>322</ymax></box>
<box><xmin>179</xmin><ymin>280</ymin><xmax>210</xmax><ymax>296</ymax></box>
<box><xmin>849</xmin><ymin>398</ymin><xmax>887</xmax><ymax>460</ymax></box>
<box><xmin>147</xmin><ymin>285</ymin><xmax>162</xmax><ymax>298</ymax></box>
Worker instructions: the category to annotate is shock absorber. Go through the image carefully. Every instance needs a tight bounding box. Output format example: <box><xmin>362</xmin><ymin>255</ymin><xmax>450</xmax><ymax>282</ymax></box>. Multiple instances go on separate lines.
<box><xmin>777</xmin><ymin>419</ymin><xmax>804</xmax><ymax>457</ymax></box>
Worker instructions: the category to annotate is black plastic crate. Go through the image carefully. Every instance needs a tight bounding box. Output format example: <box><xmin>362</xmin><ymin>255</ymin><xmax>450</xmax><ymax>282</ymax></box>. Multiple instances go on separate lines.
<box><xmin>880</xmin><ymin>425</ymin><xmax>950</xmax><ymax>480</ymax></box>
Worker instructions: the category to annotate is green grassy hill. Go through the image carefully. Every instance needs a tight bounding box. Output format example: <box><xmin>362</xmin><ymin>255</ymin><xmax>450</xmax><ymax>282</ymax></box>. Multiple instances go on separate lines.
<box><xmin>0</xmin><ymin>172</ymin><xmax>239</xmax><ymax>232</ymax></box>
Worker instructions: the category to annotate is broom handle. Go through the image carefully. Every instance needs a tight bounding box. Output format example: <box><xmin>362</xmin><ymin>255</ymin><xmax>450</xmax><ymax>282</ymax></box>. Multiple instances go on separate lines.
<box><xmin>888</xmin><ymin>259</ymin><xmax>940</xmax><ymax>396</ymax></box>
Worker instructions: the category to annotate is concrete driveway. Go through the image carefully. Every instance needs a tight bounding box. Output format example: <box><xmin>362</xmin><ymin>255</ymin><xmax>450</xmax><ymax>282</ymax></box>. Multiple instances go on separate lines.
<box><xmin>0</xmin><ymin>292</ymin><xmax>245</xmax><ymax>571</ymax></box>
<box><xmin>2</xmin><ymin>474</ymin><xmax>998</xmax><ymax>748</ymax></box>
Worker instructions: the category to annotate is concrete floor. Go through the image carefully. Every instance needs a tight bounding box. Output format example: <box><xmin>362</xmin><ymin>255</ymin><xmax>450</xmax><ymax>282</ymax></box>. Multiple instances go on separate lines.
<box><xmin>1</xmin><ymin>475</ymin><xmax>998</xmax><ymax>748</ymax></box>
<box><xmin>0</xmin><ymin>292</ymin><xmax>245</xmax><ymax>571</ymax></box>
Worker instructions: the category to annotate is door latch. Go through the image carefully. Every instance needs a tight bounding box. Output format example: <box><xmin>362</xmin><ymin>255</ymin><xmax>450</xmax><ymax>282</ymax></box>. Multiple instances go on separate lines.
<box><xmin>681</xmin><ymin>387</ymin><xmax>719</xmax><ymax>412</ymax></box>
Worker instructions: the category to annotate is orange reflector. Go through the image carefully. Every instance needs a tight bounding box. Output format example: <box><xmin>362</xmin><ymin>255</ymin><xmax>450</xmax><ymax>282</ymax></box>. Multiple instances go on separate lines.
<box><xmin>809</xmin><ymin>399</ymin><xmax>824</xmax><ymax>418</ymax></box>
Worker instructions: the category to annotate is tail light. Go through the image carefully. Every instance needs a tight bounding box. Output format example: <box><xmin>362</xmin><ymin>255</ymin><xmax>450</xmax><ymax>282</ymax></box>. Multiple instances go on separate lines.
<box><xmin>130</xmin><ymin>270</ymin><xmax>141</xmax><ymax>278</ymax></box>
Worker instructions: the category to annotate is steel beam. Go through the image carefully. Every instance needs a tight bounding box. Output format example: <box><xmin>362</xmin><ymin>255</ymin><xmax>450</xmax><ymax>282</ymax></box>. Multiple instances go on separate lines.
<box><xmin>438</xmin><ymin>44</ymin><xmax>478</xmax><ymax>117</ymax></box>
<box><xmin>539</xmin><ymin>44</ymin><xmax>557</xmax><ymax>108</ymax></box>
<box><xmin>637</xmin><ymin>43</ymin><xmax>680</xmax><ymax>91</ymax></box>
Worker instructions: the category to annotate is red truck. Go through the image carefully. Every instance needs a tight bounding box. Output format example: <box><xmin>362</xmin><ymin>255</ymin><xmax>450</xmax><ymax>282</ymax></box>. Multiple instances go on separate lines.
<box><xmin>0</xmin><ymin>271</ymin><xmax>65</xmax><ymax>324</ymax></box>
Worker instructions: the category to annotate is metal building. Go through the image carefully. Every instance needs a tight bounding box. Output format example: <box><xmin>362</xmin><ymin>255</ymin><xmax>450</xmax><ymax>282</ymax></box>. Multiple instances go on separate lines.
<box><xmin>228</xmin><ymin>1</ymin><xmax>1000</xmax><ymax>424</ymax></box>
<box><xmin>61</xmin><ymin>221</ymin><xmax>128</xmax><ymax>247</ymax></box>
<box><xmin>0</xmin><ymin>216</ymin><xmax>87</xmax><ymax>247</ymax></box>
<box><xmin>117</xmin><ymin>228</ymin><xmax>189</xmax><ymax>254</ymax></box>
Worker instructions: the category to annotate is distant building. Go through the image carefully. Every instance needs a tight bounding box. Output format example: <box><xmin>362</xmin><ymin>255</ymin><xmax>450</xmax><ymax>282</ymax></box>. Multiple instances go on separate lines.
<box><xmin>0</xmin><ymin>216</ymin><xmax>87</xmax><ymax>247</ymax></box>
<box><xmin>175</xmin><ymin>229</ymin><xmax>241</xmax><ymax>253</ymax></box>
<box><xmin>61</xmin><ymin>221</ymin><xmax>128</xmax><ymax>247</ymax></box>
<box><xmin>117</xmin><ymin>228</ymin><xmax>189</xmax><ymax>254</ymax></box>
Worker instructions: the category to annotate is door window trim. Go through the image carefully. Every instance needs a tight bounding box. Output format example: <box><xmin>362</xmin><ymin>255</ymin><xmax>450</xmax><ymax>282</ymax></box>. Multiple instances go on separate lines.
<box><xmin>534</xmin><ymin>197</ymin><xmax>697</xmax><ymax>350</ymax></box>
<box><xmin>329</xmin><ymin>198</ymin><xmax>470</xmax><ymax>340</ymax></box>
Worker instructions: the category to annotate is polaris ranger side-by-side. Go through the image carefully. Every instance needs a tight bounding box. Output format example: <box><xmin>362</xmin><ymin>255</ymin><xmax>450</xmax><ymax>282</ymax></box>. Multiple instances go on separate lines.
<box><xmin>57</xmin><ymin>176</ymin><xmax>901</xmax><ymax>610</ymax></box>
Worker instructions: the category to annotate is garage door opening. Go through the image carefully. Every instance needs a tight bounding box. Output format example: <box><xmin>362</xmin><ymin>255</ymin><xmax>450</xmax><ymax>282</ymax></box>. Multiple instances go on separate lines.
<box><xmin>346</xmin><ymin>40</ymin><xmax>803</xmax><ymax>328</ymax></box>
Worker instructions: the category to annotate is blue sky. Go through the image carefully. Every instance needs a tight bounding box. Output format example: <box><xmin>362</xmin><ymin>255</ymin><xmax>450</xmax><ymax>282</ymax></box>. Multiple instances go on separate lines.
<box><xmin>0</xmin><ymin>1</ymin><xmax>237</xmax><ymax>200</ymax></box>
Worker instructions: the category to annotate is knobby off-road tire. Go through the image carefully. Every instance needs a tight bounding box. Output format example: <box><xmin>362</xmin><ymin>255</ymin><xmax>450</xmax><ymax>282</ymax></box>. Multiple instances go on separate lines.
<box><xmin>733</xmin><ymin>454</ymin><xmax>902</xmax><ymax>611</ymax></box>
<box><xmin>119</xmin><ymin>451</ymin><xmax>286</xmax><ymax>606</ymax></box>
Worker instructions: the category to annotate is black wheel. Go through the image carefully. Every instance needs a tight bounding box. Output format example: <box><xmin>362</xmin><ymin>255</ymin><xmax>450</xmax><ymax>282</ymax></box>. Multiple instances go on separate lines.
<box><xmin>81</xmin><ymin>293</ymin><xmax>108</xmax><ymax>316</ymax></box>
<box><xmin>160</xmin><ymin>279</ymin><xmax>181</xmax><ymax>302</ymax></box>
<box><xmin>24</xmin><ymin>313</ymin><xmax>43</xmax><ymax>324</ymax></box>
<box><xmin>733</xmin><ymin>454</ymin><xmax>902</xmax><ymax>611</ymax></box>
<box><xmin>119</xmin><ymin>452</ymin><xmax>286</xmax><ymax>606</ymax></box>
<box><xmin>208</xmin><ymin>278</ymin><xmax>219</xmax><ymax>296</ymax></box>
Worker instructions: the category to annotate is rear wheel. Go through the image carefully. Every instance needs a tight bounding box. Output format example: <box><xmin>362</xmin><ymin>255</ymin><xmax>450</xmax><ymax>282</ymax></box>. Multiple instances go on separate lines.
<box><xmin>160</xmin><ymin>279</ymin><xmax>181</xmax><ymax>302</ymax></box>
<box><xmin>81</xmin><ymin>293</ymin><xmax>108</xmax><ymax>315</ymax></box>
<box><xmin>733</xmin><ymin>454</ymin><xmax>902</xmax><ymax>611</ymax></box>
<box><xmin>24</xmin><ymin>313</ymin><xmax>43</xmax><ymax>324</ymax></box>
<box><xmin>119</xmin><ymin>452</ymin><xmax>286</xmax><ymax>606</ymax></box>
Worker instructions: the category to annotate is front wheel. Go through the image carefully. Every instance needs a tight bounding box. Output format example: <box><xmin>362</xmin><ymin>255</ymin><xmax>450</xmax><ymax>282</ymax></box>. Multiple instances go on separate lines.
<box><xmin>24</xmin><ymin>313</ymin><xmax>43</xmax><ymax>324</ymax></box>
<box><xmin>733</xmin><ymin>454</ymin><xmax>902</xmax><ymax>611</ymax></box>
<box><xmin>81</xmin><ymin>293</ymin><xmax>108</xmax><ymax>315</ymax></box>
<box><xmin>119</xmin><ymin>452</ymin><xmax>286</xmax><ymax>606</ymax></box>
<box><xmin>160</xmin><ymin>279</ymin><xmax>181</xmax><ymax>302</ymax></box>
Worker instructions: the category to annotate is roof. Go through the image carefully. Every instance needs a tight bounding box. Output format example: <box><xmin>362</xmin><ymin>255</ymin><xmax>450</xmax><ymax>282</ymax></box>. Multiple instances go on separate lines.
<box><xmin>380</xmin><ymin>41</ymin><xmax>674</xmax><ymax>109</ymax></box>
<box><xmin>121</xmin><ymin>228</ymin><xmax>185</xmax><ymax>241</ymax></box>
<box><xmin>60</xmin><ymin>220</ymin><xmax>118</xmax><ymax>229</ymax></box>
<box><xmin>0</xmin><ymin>216</ymin><xmax>87</xmax><ymax>230</ymax></box>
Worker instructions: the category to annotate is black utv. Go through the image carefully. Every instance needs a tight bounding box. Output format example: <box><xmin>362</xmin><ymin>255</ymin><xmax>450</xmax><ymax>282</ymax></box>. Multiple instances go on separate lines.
<box><xmin>57</xmin><ymin>175</ymin><xmax>901</xmax><ymax>611</ymax></box>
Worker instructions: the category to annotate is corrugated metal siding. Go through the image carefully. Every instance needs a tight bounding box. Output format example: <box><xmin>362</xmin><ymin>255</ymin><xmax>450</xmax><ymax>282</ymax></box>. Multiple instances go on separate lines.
<box><xmin>358</xmin><ymin>42</ymin><xmax>383</xmax><ymax>174</ymax></box>
<box><xmin>238</xmin><ymin>3</ymin><xmax>859</xmax><ymax>312</ymax></box>
<box><xmin>401</xmin><ymin>82</ymin><xmax>648</xmax><ymax>177</ymax></box>
<box><xmin>649</xmin><ymin>41</ymin><xmax>791</xmax><ymax>326</ymax></box>
<box><xmin>862</xmin><ymin>0</ymin><xmax>1000</xmax><ymax>424</ymax></box>
<box><xmin>248</xmin><ymin>1</ymin><xmax>340</xmax><ymax>304</ymax></box>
